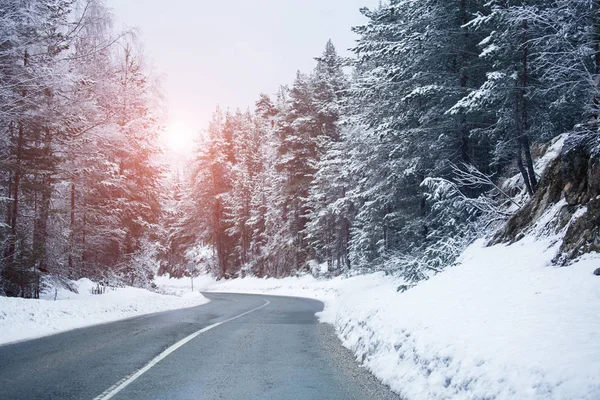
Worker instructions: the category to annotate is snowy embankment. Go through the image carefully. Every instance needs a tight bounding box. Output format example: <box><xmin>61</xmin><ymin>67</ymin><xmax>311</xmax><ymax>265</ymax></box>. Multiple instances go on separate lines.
<box><xmin>158</xmin><ymin>238</ymin><xmax>600</xmax><ymax>400</ymax></box>
<box><xmin>0</xmin><ymin>278</ymin><xmax>208</xmax><ymax>346</ymax></box>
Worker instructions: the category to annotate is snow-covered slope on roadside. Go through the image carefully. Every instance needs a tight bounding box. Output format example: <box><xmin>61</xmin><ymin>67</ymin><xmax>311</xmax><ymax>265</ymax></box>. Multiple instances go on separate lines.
<box><xmin>165</xmin><ymin>238</ymin><xmax>600</xmax><ymax>400</ymax></box>
<box><xmin>0</xmin><ymin>278</ymin><xmax>208</xmax><ymax>345</ymax></box>
<box><xmin>326</xmin><ymin>238</ymin><xmax>600</xmax><ymax>400</ymax></box>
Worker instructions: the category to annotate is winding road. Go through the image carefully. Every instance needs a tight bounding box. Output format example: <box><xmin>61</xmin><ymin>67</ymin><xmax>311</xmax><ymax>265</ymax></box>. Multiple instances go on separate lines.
<box><xmin>0</xmin><ymin>292</ymin><xmax>400</xmax><ymax>400</ymax></box>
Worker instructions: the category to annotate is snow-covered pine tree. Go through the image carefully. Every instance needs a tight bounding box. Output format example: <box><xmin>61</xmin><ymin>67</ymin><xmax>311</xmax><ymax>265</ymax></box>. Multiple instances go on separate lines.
<box><xmin>0</xmin><ymin>0</ymin><xmax>78</xmax><ymax>296</ymax></box>
<box><xmin>345</xmin><ymin>0</ymin><xmax>491</xmax><ymax>278</ymax></box>
<box><xmin>273</xmin><ymin>72</ymin><xmax>320</xmax><ymax>272</ymax></box>
<box><xmin>249</xmin><ymin>92</ymin><xmax>296</xmax><ymax>277</ymax></box>
<box><xmin>305</xmin><ymin>40</ymin><xmax>352</xmax><ymax>273</ymax></box>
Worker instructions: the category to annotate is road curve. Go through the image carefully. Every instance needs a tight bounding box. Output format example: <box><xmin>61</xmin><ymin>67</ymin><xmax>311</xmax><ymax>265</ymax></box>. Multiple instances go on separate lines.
<box><xmin>0</xmin><ymin>292</ymin><xmax>401</xmax><ymax>400</ymax></box>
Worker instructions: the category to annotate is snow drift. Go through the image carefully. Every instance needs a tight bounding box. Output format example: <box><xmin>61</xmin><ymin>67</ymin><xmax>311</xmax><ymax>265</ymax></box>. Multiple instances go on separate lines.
<box><xmin>0</xmin><ymin>278</ymin><xmax>208</xmax><ymax>346</ymax></box>
<box><xmin>323</xmin><ymin>238</ymin><xmax>600</xmax><ymax>400</ymax></box>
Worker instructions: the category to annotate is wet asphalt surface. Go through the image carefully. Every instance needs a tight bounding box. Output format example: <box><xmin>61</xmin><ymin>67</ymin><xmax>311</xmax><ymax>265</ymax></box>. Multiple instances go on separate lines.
<box><xmin>0</xmin><ymin>292</ymin><xmax>401</xmax><ymax>400</ymax></box>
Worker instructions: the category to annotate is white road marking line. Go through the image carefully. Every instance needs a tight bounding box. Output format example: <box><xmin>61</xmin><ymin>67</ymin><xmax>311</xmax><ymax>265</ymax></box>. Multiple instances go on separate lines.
<box><xmin>93</xmin><ymin>299</ymin><xmax>270</xmax><ymax>400</ymax></box>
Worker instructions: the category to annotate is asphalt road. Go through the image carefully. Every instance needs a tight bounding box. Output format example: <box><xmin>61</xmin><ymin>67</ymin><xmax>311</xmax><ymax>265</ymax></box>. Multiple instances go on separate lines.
<box><xmin>0</xmin><ymin>292</ymin><xmax>401</xmax><ymax>400</ymax></box>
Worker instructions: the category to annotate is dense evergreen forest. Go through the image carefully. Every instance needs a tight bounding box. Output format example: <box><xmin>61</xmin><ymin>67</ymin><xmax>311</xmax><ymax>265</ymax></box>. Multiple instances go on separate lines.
<box><xmin>0</xmin><ymin>0</ymin><xmax>164</xmax><ymax>296</ymax></box>
<box><xmin>2</xmin><ymin>0</ymin><xmax>600</xmax><ymax>297</ymax></box>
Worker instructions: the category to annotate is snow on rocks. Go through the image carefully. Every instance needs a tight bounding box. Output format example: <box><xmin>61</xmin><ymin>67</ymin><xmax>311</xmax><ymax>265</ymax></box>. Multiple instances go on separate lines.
<box><xmin>170</xmin><ymin>236</ymin><xmax>600</xmax><ymax>400</ymax></box>
<box><xmin>0</xmin><ymin>278</ymin><xmax>209</xmax><ymax>346</ymax></box>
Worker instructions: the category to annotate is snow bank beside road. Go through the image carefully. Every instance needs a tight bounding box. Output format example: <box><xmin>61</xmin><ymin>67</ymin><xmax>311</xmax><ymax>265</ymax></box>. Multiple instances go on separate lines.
<box><xmin>326</xmin><ymin>238</ymin><xmax>600</xmax><ymax>400</ymax></box>
<box><xmin>162</xmin><ymin>237</ymin><xmax>600</xmax><ymax>400</ymax></box>
<box><xmin>0</xmin><ymin>278</ymin><xmax>208</xmax><ymax>345</ymax></box>
<box><xmin>156</xmin><ymin>272</ymin><xmax>346</xmax><ymax>301</ymax></box>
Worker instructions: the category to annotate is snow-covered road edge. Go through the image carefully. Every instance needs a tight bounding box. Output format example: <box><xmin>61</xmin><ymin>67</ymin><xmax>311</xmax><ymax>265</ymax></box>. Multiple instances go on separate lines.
<box><xmin>0</xmin><ymin>278</ymin><xmax>209</xmax><ymax>346</ymax></box>
<box><xmin>160</xmin><ymin>237</ymin><xmax>600</xmax><ymax>400</ymax></box>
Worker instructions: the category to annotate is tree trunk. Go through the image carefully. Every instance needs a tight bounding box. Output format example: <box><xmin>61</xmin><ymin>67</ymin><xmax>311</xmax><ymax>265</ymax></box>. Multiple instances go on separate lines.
<box><xmin>6</xmin><ymin>121</ymin><xmax>23</xmax><ymax>263</ymax></box>
<box><xmin>514</xmin><ymin>79</ymin><xmax>533</xmax><ymax>196</ymax></box>
<box><xmin>593</xmin><ymin>0</ymin><xmax>600</xmax><ymax>126</ymax></box>
<box><xmin>514</xmin><ymin>20</ymin><xmax>536</xmax><ymax>195</ymax></box>
<box><xmin>5</xmin><ymin>122</ymin><xmax>14</xmax><ymax>229</ymax></box>
<box><xmin>81</xmin><ymin>210</ymin><xmax>87</xmax><ymax>277</ymax></box>
<box><xmin>68</xmin><ymin>182</ymin><xmax>75</xmax><ymax>271</ymax></box>
<box><xmin>343</xmin><ymin>215</ymin><xmax>351</xmax><ymax>271</ymax></box>
<box><xmin>32</xmin><ymin>127</ymin><xmax>53</xmax><ymax>299</ymax></box>
<box><xmin>517</xmin><ymin>140</ymin><xmax>533</xmax><ymax>196</ymax></box>
<box><xmin>520</xmin><ymin>20</ymin><xmax>537</xmax><ymax>192</ymax></box>
<box><xmin>8</xmin><ymin>50</ymin><xmax>29</xmax><ymax>257</ymax></box>
<box><xmin>458</xmin><ymin>0</ymin><xmax>470</xmax><ymax>164</ymax></box>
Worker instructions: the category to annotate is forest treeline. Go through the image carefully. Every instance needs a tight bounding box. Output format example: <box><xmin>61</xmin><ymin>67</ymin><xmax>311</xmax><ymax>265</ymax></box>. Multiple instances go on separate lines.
<box><xmin>0</xmin><ymin>0</ymin><xmax>165</xmax><ymax>297</ymax></box>
<box><xmin>2</xmin><ymin>0</ymin><xmax>600</xmax><ymax>297</ymax></box>
<box><xmin>163</xmin><ymin>0</ymin><xmax>600</xmax><ymax>281</ymax></box>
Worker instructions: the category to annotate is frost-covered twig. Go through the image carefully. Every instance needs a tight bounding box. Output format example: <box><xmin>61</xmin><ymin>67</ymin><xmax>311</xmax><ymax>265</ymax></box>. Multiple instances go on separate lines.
<box><xmin>451</xmin><ymin>163</ymin><xmax>522</xmax><ymax>209</ymax></box>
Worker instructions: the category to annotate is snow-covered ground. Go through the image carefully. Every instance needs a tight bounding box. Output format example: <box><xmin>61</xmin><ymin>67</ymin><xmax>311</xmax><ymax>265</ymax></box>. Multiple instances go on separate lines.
<box><xmin>1</xmin><ymin>228</ymin><xmax>597</xmax><ymax>399</ymax></box>
<box><xmin>158</xmin><ymin>236</ymin><xmax>600</xmax><ymax>400</ymax></box>
<box><xmin>0</xmin><ymin>278</ymin><xmax>208</xmax><ymax>346</ymax></box>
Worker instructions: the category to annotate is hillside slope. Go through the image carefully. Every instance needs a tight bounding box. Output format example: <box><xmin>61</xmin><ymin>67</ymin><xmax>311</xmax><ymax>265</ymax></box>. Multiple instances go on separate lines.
<box><xmin>495</xmin><ymin>134</ymin><xmax>600</xmax><ymax>264</ymax></box>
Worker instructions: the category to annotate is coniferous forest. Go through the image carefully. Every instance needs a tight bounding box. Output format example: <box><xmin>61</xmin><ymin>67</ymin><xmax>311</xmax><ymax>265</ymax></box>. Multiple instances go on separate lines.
<box><xmin>0</xmin><ymin>1</ymin><xmax>163</xmax><ymax>296</ymax></box>
<box><xmin>2</xmin><ymin>0</ymin><xmax>600</xmax><ymax>296</ymax></box>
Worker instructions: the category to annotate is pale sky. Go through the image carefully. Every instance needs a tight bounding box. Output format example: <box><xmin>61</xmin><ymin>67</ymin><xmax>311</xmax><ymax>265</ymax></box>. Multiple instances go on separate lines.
<box><xmin>107</xmin><ymin>0</ymin><xmax>377</xmax><ymax>141</ymax></box>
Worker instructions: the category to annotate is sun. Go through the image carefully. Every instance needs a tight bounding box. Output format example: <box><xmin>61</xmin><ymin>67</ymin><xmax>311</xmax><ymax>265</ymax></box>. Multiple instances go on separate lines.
<box><xmin>162</xmin><ymin>121</ymin><xmax>195</xmax><ymax>153</ymax></box>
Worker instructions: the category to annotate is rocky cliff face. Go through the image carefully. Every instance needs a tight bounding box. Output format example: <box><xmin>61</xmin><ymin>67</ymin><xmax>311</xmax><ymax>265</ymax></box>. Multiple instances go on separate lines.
<box><xmin>493</xmin><ymin>134</ymin><xmax>600</xmax><ymax>264</ymax></box>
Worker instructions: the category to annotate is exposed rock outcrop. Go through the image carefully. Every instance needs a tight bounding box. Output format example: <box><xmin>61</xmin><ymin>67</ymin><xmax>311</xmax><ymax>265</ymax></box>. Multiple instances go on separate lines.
<box><xmin>492</xmin><ymin>134</ymin><xmax>600</xmax><ymax>264</ymax></box>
